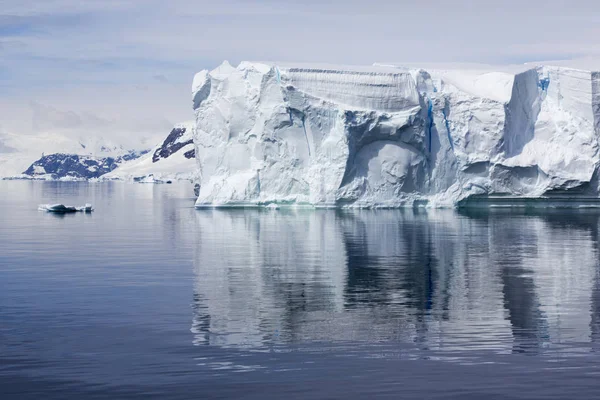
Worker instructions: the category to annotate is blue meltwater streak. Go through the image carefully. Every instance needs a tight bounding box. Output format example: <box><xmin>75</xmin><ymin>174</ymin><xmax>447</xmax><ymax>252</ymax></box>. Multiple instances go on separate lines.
<box><xmin>427</xmin><ymin>98</ymin><xmax>434</xmax><ymax>152</ymax></box>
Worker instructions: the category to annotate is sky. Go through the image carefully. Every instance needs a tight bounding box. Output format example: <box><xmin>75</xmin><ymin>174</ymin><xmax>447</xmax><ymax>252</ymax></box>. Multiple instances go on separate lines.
<box><xmin>1</xmin><ymin>0</ymin><xmax>600</xmax><ymax>146</ymax></box>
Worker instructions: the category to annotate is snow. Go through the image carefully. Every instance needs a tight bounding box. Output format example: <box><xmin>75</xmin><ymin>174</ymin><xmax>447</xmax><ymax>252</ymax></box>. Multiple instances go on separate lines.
<box><xmin>32</xmin><ymin>165</ymin><xmax>46</xmax><ymax>174</ymax></box>
<box><xmin>437</xmin><ymin>71</ymin><xmax>515</xmax><ymax>103</ymax></box>
<box><xmin>103</xmin><ymin>122</ymin><xmax>197</xmax><ymax>182</ymax></box>
<box><xmin>192</xmin><ymin>60</ymin><xmax>600</xmax><ymax>208</ymax></box>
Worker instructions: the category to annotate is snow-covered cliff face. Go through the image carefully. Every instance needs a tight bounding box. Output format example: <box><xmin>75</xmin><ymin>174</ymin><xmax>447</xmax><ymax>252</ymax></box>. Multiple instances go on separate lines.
<box><xmin>192</xmin><ymin>61</ymin><xmax>600</xmax><ymax>207</ymax></box>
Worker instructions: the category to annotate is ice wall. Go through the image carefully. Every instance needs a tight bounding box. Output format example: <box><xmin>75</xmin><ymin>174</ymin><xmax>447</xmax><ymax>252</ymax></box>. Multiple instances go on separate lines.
<box><xmin>192</xmin><ymin>61</ymin><xmax>600</xmax><ymax>207</ymax></box>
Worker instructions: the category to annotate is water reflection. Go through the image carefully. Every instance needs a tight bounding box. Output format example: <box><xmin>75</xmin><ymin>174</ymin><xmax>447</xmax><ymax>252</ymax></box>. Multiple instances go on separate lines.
<box><xmin>192</xmin><ymin>209</ymin><xmax>600</xmax><ymax>358</ymax></box>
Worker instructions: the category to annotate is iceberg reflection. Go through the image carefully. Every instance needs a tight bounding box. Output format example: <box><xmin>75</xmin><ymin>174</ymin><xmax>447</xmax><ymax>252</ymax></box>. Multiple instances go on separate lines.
<box><xmin>191</xmin><ymin>209</ymin><xmax>600</xmax><ymax>358</ymax></box>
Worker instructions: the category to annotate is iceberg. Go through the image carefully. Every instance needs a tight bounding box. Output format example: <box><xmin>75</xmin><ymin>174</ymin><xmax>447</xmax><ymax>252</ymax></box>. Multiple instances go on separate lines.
<box><xmin>38</xmin><ymin>204</ymin><xmax>93</xmax><ymax>213</ymax></box>
<box><xmin>192</xmin><ymin>61</ymin><xmax>600</xmax><ymax>208</ymax></box>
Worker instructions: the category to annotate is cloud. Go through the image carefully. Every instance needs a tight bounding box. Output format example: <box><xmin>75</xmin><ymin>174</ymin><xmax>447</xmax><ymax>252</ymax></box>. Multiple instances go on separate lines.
<box><xmin>0</xmin><ymin>138</ymin><xmax>17</xmax><ymax>154</ymax></box>
<box><xmin>30</xmin><ymin>101</ymin><xmax>83</xmax><ymax>131</ymax></box>
<box><xmin>1</xmin><ymin>0</ymin><xmax>600</xmax><ymax>143</ymax></box>
<box><xmin>29</xmin><ymin>101</ymin><xmax>114</xmax><ymax>131</ymax></box>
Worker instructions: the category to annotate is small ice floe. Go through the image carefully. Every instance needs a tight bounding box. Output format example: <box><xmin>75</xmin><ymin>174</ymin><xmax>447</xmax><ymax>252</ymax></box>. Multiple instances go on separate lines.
<box><xmin>265</xmin><ymin>203</ymin><xmax>280</xmax><ymax>210</ymax></box>
<box><xmin>38</xmin><ymin>203</ymin><xmax>94</xmax><ymax>213</ymax></box>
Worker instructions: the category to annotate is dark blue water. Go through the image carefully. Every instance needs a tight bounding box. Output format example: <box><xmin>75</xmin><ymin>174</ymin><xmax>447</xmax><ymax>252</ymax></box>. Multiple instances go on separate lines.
<box><xmin>2</xmin><ymin>181</ymin><xmax>600</xmax><ymax>399</ymax></box>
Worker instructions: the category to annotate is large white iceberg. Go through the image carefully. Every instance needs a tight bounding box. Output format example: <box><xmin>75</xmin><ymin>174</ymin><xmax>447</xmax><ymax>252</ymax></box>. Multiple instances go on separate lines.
<box><xmin>192</xmin><ymin>61</ymin><xmax>600</xmax><ymax>207</ymax></box>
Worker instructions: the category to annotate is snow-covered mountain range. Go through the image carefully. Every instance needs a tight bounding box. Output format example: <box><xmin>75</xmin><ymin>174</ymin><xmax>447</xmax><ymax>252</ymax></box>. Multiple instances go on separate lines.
<box><xmin>0</xmin><ymin>122</ymin><xmax>196</xmax><ymax>181</ymax></box>
<box><xmin>22</xmin><ymin>151</ymin><xmax>148</xmax><ymax>180</ymax></box>
<box><xmin>192</xmin><ymin>60</ymin><xmax>600</xmax><ymax>207</ymax></box>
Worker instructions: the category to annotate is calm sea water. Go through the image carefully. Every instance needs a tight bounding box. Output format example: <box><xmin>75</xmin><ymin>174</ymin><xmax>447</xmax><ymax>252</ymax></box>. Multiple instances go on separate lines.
<box><xmin>1</xmin><ymin>181</ymin><xmax>600</xmax><ymax>399</ymax></box>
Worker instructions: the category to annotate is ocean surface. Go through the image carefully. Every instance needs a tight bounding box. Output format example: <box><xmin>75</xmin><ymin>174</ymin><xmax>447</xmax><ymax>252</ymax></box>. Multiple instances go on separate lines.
<box><xmin>1</xmin><ymin>181</ymin><xmax>600</xmax><ymax>399</ymax></box>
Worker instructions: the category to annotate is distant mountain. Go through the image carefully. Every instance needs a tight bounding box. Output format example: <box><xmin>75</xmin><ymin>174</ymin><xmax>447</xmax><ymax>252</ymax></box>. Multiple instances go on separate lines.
<box><xmin>2</xmin><ymin>122</ymin><xmax>196</xmax><ymax>182</ymax></box>
<box><xmin>103</xmin><ymin>122</ymin><xmax>196</xmax><ymax>182</ymax></box>
<box><xmin>0</xmin><ymin>132</ymin><xmax>82</xmax><ymax>178</ymax></box>
<box><xmin>24</xmin><ymin>154</ymin><xmax>119</xmax><ymax>180</ymax></box>
<box><xmin>0</xmin><ymin>131</ymin><xmax>157</xmax><ymax>179</ymax></box>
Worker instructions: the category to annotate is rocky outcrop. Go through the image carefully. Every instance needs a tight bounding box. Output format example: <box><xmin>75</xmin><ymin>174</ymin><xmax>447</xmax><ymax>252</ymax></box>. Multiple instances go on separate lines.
<box><xmin>23</xmin><ymin>150</ymin><xmax>146</xmax><ymax>180</ymax></box>
<box><xmin>152</xmin><ymin>126</ymin><xmax>193</xmax><ymax>163</ymax></box>
<box><xmin>24</xmin><ymin>153</ymin><xmax>120</xmax><ymax>179</ymax></box>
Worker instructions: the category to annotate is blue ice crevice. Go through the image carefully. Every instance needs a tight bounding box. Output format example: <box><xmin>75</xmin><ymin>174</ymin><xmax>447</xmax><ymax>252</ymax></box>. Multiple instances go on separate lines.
<box><xmin>538</xmin><ymin>77</ymin><xmax>550</xmax><ymax>92</ymax></box>
<box><xmin>427</xmin><ymin>97</ymin><xmax>434</xmax><ymax>152</ymax></box>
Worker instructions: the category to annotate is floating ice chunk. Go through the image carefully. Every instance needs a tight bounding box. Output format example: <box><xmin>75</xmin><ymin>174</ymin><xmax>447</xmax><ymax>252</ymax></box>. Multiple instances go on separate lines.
<box><xmin>38</xmin><ymin>203</ymin><xmax>93</xmax><ymax>213</ymax></box>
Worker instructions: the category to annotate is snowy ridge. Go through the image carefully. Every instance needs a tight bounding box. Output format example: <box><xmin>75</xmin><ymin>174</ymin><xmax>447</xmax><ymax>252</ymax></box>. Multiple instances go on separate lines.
<box><xmin>192</xmin><ymin>61</ymin><xmax>600</xmax><ymax>207</ymax></box>
<box><xmin>152</xmin><ymin>123</ymin><xmax>194</xmax><ymax>163</ymax></box>
<box><xmin>103</xmin><ymin>122</ymin><xmax>197</xmax><ymax>182</ymax></box>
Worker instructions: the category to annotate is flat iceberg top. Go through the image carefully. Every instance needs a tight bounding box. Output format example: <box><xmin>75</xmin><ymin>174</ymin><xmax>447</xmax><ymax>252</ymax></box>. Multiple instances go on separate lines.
<box><xmin>236</xmin><ymin>60</ymin><xmax>600</xmax><ymax>104</ymax></box>
<box><xmin>261</xmin><ymin>61</ymin><xmax>413</xmax><ymax>75</ymax></box>
<box><xmin>524</xmin><ymin>57</ymin><xmax>600</xmax><ymax>72</ymax></box>
<box><xmin>217</xmin><ymin>59</ymin><xmax>600</xmax><ymax>105</ymax></box>
<box><xmin>224</xmin><ymin>60</ymin><xmax>600</xmax><ymax>81</ymax></box>
<box><xmin>210</xmin><ymin>61</ymin><xmax>422</xmax><ymax>112</ymax></box>
<box><xmin>376</xmin><ymin>60</ymin><xmax>600</xmax><ymax>103</ymax></box>
<box><xmin>377</xmin><ymin>59</ymin><xmax>600</xmax><ymax>73</ymax></box>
